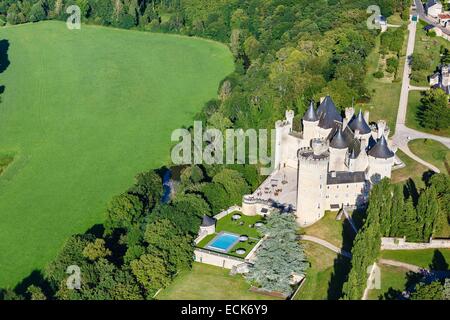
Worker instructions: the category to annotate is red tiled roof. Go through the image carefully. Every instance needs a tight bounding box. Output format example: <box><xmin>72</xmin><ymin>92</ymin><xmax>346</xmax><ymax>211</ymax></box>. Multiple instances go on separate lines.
<box><xmin>439</xmin><ymin>13</ymin><xmax>450</xmax><ymax>19</ymax></box>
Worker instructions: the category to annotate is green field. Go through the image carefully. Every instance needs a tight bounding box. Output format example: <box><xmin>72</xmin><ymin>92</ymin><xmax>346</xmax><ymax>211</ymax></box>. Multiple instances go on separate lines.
<box><xmin>381</xmin><ymin>249</ymin><xmax>450</xmax><ymax>269</ymax></box>
<box><xmin>293</xmin><ymin>241</ymin><xmax>344</xmax><ymax>300</ymax></box>
<box><xmin>391</xmin><ymin>149</ymin><xmax>428</xmax><ymax>188</ymax></box>
<box><xmin>409</xmin><ymin>139</ymin><xmax>450</xmax><ymax>175</ymax></box>
<box><xmin>157</xmin><ymin>263</ymin><xmax>279</xmax><ymax>300</ymax></box>
<box><xmin>367</xmin><ymin>264</ymin><xmax>408</xmax><ymax>300</ymax></box>
<box><xmin>406</xmin><ymin>91</ymin><xmax>450</xmax><ymax>136</ymax></box>
<box><xmin>0</xmin><ymin>21</ymin><xmax>234</xmax><ymax>287</ymax></box>
<box><xmin>357</xmin><ymin>29</ymin><xmax>408</xmax><ymax>135</ymax></box>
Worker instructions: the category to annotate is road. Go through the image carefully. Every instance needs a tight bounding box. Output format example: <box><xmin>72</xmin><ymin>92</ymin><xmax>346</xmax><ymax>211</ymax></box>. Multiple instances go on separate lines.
<box><xmin>391</xmin><ymin>15</ymin><xmax>450</xmax><ymax>173</ymax></box>
<box><xmin>299</xmin><ymin>235</ymin><xmax>352</xmax><ymax>258</ymax></box>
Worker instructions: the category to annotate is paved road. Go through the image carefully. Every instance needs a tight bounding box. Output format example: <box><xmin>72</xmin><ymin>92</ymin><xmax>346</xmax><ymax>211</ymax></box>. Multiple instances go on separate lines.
<box><xmin>299</xmin><ymin>235</ymin><xmax>352</xmax><ymax>258</ymax></box>
<box><xmin>391</xmin><ymin>17</ymin><xmax>450</xmax><ymax>173</ymax></box>
<box><xmin>378</xmin><ymin>258</ymin><xmax>423</xmax><ymax>272</ymax></box>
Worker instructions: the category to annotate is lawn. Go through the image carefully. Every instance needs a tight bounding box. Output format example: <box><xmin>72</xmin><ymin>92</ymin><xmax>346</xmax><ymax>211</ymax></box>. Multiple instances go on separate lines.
<box><xmin>408</xmin><ymin>139</ymin><xmax>449</xmax><ymax>175</ymax></box>
<box><xmin>293</xmin><ymin>241</ymin><xmax>344</xmax><ymax>300</ymax></box>
<box><xmin>0</xmin><ymin>152</ymin><xmax>13</xmax><ymax>175</ymax></box>
<box><xmin>367</xmin><ymin>264</ymin><xmax>409</xmax><ymax>300</ymax></box>
<box><xmin>156</xmin><ymin>262</ymin><xmax>279</xmax><ymax>300</ymax></box>
<box><xmin>302</xmin><ymin>211</ymin><xmax>354</xmax><ymax>252</ymax></box>
<box><xmin>196</xmin><ymin>212</ymin><xmax>262</xmax><ymax>258</ymax></box>
<box><xmin>406</xmin><ymin>90</ymin><xmax>450</xmax><ymax>136</ymax></box>
<box><xmin>0</xmin><ymin>21</ymin><xmax>234</xmax><ymax>287</ymax></box>
<box><xmin>381</xmin><ymin>249</ymin><xmax>450</xmax><ymax>269</ymax></box>
<box><xmin>357</xmin><ymin>29</ymin><xmax>408</xmax><ymax>134</ymax></box>
<box><xmin>391</xmin><ymin>148</ymin><xmax>428</xmax><ymax>188</ymax></box>
<box><xmin>411</xmin><ymin>23</ymin><xmax>448</xmax><ymax>86</ymax></box>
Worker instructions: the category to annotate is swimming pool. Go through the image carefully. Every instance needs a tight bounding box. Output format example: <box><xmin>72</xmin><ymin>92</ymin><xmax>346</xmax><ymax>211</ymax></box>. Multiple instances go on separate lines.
<box><xmin>206</xmin><ymin>232</ymin><xmax>240</xmax><ymax>253</ymax></box>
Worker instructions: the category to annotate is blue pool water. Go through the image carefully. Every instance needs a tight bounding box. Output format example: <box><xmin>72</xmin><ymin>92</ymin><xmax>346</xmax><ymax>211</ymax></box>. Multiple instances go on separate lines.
<box><xmin>207</xmin><ymin>233</ymin><xmax>239</xmax><ymax>252</ymax></box>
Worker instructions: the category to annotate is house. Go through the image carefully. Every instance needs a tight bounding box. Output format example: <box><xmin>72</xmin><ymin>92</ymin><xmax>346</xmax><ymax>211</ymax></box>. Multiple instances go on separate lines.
<box><xmin>426</xmin><ymin>0</ymin><xmax>444</xmax><ymax>18</ymax></box>
<box><xmin>429</xmin><ymin>64</ymin><xmax>450</xmax><ymax>93</ymax></box>
<box><xmin>438</xmin><ymin>13</ymin><xmax>450</xmax><ymax>27</ymax></box>
<box><xmin>374</xmin><ymin>15</ymin><xmax>388</xmax><ymax>32</ymax></box>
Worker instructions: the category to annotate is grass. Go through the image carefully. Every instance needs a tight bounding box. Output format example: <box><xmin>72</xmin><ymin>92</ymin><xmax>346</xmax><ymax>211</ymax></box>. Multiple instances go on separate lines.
<box><xmin>381</xmin><ymin>249</ymin><xmax>450</xmax><ymax>269</ymax></box>
<box><xmin>0</xmin><ymin>153</ymin><xmax>14</xmax><ymax>175</ymax></box>
<box><xmin>357</xmin><ymin>29</ymin><xmax>408</xmax><ymax>134</ymax></box>
<box><xmin>367</xmin><ymin>264</ymin><xmax>408</xmax><ymax>300</ymax></box>
<box><xmin>406</xmin><ymin>90</ymin><xmax>450</xmax><ymax>136</ymax></box>
<box><xmin>293</xmin><ymin>241</ymin><xmax>340</xmax><ymax>300</ymax></box>
<box><xmin>408</xmin><ymin>139</ymin><xmax>450</xmax><ymax>175</ymax></box>
<box><xmin>0</xmin><ymin>21</ymin><xmax>234</xmax><ymax>287</ymax></box>
<box><xmin>391</xmin><ymin>148</ymin><xmax>428</xmax><ymax>188</ymax></box>
<box><xmin>196</xmin><ymin>212</ymin><xmax>262</xmax><ymax>258</ymax></box>
<box><xmin>156</xmin><ymin>262</ymin><xmax>279</xmax><ymax>300</ymax></box>
<box><xmin>302</xmin><ymin>211</ymin><xmax>347</xmax><ymax>250</ymax></box>
<box><xmin>411</xmin><ymin>24</ymin><xmax>449</xmax><ymax>86</ymax></box>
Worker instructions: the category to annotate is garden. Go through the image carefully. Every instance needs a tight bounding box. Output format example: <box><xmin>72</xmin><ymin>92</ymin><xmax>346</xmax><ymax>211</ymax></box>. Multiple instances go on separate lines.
<box><xmin>196</xmin><ymin>211</ymin><xmax>263</xmax><ymax>258</ymax></box>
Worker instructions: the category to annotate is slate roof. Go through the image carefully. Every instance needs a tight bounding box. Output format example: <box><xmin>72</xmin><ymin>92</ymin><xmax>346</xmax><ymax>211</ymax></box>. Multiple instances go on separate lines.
<box><xmin>303</xmin><ymin>101</ymin><xmax>319</xmax><ymax>122</ymax></box>
<box><xmin>201</xmin><ymin>215</ymin><xmax>216</xmax><ymax>227</ymax></box>
<box><xmin>317</xmin><ymin>96</ymin><xmax>343</xmax><ymax>129</ymax></box>
<box><xmin>368</xmin><ymin>135</ymin><xmax>394</xmax><ymax>159</ymax></box>
<box><xmin>424</xmin><ymin>24</ymin><xmax>435</xmax><ymax>31</ymax></box>
<box><xmin>330</xmin><ymin>127</ymin><xmax>350</xmax><ymax>149</ymax></box>
<box><xmin>348</xmin><ymin>110</ymin><xmax>371</xmax><ymax>135</ymax></box>
<box><xmin>327</xmin><ymin>171</ymin><xmax>366</xmax><ymax>185</ymax></box>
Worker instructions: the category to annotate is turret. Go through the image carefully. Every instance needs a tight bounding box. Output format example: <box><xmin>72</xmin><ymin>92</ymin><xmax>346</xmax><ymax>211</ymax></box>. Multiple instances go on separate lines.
<box><xmin>367</xmin><ymin>135</ymin><xmax>395</xmax><ymax>183</ymax></box>
<box><xmin>302</xmin><ymin>101</ymin><xmax>319</xmax><ymax>145</ymax></box>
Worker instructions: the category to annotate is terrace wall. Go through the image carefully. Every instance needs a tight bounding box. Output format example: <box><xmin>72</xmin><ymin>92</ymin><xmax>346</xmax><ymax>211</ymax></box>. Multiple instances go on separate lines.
<box><xmin>194</xmin><ymin>248</ymin><xmax>246</xmax><ymax>269</ymax></box>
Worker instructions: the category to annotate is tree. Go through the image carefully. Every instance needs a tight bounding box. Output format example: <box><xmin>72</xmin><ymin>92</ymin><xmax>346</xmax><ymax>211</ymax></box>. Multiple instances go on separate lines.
<box><xmin>144</xmin><ymin>218</ymin><xmax>194</xmax><ymax>273</ymax></box>
<box><xmin>130</xmin><ymin>254</ymin><xmax>171</xmax><ymax>294</ymax></box>
<box><xmin>246</xmin><ymin>211</ymin><xmax>308</xmax><ymax>295</ymax></box>
<box><xmin>417</xmin><ymin>187</ymin><xmax>441</xmax><ymax>241</ymax></box>
<box><xmin>410</xmin><ymin>281</ymin><xmax>444</xmax><ymax>300</ymax></box>
<box><xmin>104</xmin><ymin>193</ymin><xmax>143</xmax><ymax>234</ymax></box>
<box><xmin>390</xmin><ymin>184</ymin><xmax>404</xmax><ymax>237</ymax></box>
<box><xmin>29</xmin><ymin>1</ymin><xmax>46</xmax><ymax>22</ymax></box>
<box><xmin>420</xmin><ymin>89</ymin><xmax>450</xmax><ymax>130</ymax></box>
<box><xmin>26</xmin><ymin>285</ymin><xmax>46</xmax><ymax>300</ymax></box>
<box><xmin>82</xmin><ymin>238</ymin><xmax>111</xmax><ymax>261</ymax></box>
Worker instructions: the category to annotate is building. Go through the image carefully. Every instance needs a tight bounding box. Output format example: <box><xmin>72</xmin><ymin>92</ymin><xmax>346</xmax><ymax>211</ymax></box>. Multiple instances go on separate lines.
<box><xmin>430</xmin><ymin>64</ymin><xmax>450</xmax><ymax>93</ymax></box>
<box><xmin>374</xmin><ymin>15</ymin><xmax>388</xmax><ymax>32</ymax></box>
<box><xmin>242</xmin><ymin>96</ymin><xmax>396</xmax><ymax>226</ymax></box>
<box><xmin>438</xmin><ymin>13</ymin><xmax>450</xmax><ymax>27</ymax></box>
<box><xmin>426</xmin><ymin>0</ymin><xmax>444</xmax><ymax>18</ymax></box>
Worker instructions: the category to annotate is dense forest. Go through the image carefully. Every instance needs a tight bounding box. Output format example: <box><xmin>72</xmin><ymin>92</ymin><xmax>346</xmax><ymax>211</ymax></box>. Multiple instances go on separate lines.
<box><xmin>0</xmin><ymin>0</ymin><xmax>411</xmax><ymax>130</ymax></box>
<box><xmin>0</xmin><ymin>0</ymin><xmax>421</xmax><ymax>300</ymax></box>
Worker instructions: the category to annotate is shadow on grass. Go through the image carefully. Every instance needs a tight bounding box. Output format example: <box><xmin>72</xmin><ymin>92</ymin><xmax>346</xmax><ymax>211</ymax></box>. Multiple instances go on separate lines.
<box><xmin>326</xmin><ymin>218</ymin><xmax>356</xmax><ymax>299</ymax></box>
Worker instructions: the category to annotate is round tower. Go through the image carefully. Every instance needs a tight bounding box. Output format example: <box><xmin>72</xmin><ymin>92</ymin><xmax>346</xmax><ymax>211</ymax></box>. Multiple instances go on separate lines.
<box><xmin>367</xmin><ymin>135</ymin><xmax>395</xmax><ymax>183</ymax></box>
<box><xmin>296</xmin><ymin>140</ymin><xmax>329</xmax><ymax>226</ymax></box>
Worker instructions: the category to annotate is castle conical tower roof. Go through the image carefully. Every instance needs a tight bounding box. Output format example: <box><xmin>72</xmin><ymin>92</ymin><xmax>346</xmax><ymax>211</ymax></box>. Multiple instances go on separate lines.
<box><xmin>368</xmin><ymin>135</ymin><xmax>394</xmax><ymax>159</ymax></box>
<box><xmin>349</xmin><ymin>110</ymin><xmax>371</xmax><ymax>134</ymax></box>
<box><xmin>330</xmin><ymin>127</ymin><xmax>349</xmax><ymax>149</ymax></box>
<box><xmin>317</xmin><ymin>96</ymin><xmax>343</xmax><ymax>129</ymax></box>
<box><xmin>201</xmin><ymin>215</ymin><xmax>216</xmax><ymax>227</ymax></box>
<box><xmin>303</xmin><ymin>101</ymin><xmax>318</xmax><ymax>122</ymax></box>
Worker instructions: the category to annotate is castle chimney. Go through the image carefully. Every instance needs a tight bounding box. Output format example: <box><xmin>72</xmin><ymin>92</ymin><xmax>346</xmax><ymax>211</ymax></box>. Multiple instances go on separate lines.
<box><xmin>377</xmin><ymin>120</ymin><xmax>386</xmax><ymax>139</ymax></box>
<box><xmin>343</xmin><ymin>107</ymin><xmax>354</xmax><ymax>129</ymax></box>
<box><xmin>364</xmin><ymin>111</ymin><xmax>370</xmax><ymax>124</ymax></box>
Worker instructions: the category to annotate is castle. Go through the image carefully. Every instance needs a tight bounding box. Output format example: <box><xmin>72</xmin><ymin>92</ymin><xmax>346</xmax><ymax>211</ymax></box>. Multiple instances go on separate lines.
<box><xmin>242</xmin><ymin>96</ymin><xmax>397</xmax><ymax>226</ymax></box>
<box><xmin>430</xmin><ymin>64</ymin><xmax>450</xmax><ymax>94</ymax></box>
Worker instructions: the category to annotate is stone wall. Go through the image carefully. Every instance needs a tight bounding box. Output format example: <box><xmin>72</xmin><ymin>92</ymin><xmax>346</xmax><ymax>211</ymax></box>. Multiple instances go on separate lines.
<box><xmin>381</xmin><ymin>237</ymin><xmax>450</xmax><ymax>250</ymax></box>
<box><xmin>194</xmin><ymin>248</ymin><xmax>246</xmax><ymax>269</ymax></box>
